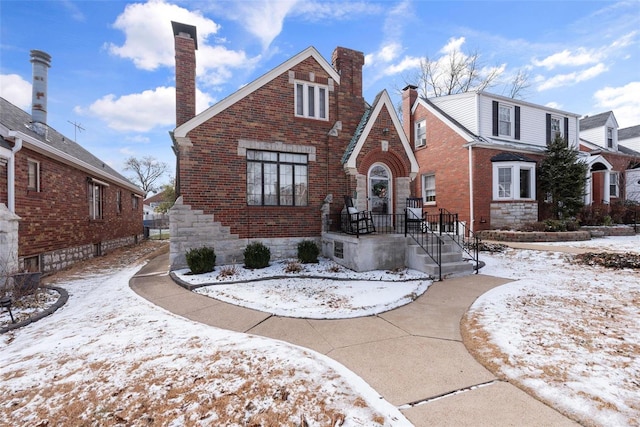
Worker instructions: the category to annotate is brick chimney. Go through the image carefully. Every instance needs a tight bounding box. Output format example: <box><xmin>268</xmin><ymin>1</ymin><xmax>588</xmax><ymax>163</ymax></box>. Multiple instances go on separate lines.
<box><xmin>30</xmin><ymin>49</ymin><xmax>52</xmax><ymax>126</ymax></box>
<box><xmin>172</xmin><ymin>21</ymin><xmax>197</xmax><ymax>127</ymax></box>
<box><xmin>402</xmin><ymin>85</ymin><xmax>418</xmax><ymax>143</ymax></box>
<box><xmin>331</xmin><ymin>47</ymin><xmax>364</xmax><ymax>99</ymax></box>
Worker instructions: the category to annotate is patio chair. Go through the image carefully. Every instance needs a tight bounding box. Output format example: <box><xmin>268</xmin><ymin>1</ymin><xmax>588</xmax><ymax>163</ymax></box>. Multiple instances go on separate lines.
<box><xmin>343</xmin><ymin>196</ymin><xmax>376</xmax><ymax>235</ymax></box>
<box><xmin>405</xmin><ymin>197</ymin><xmax>427</xmax><ymax>232</ymax></box>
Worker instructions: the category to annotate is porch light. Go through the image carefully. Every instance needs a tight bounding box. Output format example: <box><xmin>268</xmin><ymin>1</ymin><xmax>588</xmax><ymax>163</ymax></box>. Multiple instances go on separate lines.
<box><xmin>1</xmin><ymin>296</ymin><xmax>15</xmax><ymax>323</ymax></box>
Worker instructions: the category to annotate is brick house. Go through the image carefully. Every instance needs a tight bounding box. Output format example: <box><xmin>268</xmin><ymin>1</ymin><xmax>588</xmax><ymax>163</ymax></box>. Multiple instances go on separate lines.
<box><xmin>579</xmin><ymin>111</ymin><xmax>640</xmax><ymax>206</ymax></box>
<box><xmin>169</xmin><ymin>22</ymin><xmax>421</xmax><ymax>271</ymax></box>
<box><xmin>402</xmin><ymin>86</ymin><xmax>583</xmax><ymax>232</ymax></box>
<box><xmin>0</xmin><ymin>50</ymin><xmax>144</xmax><ymax>276</ymax></box>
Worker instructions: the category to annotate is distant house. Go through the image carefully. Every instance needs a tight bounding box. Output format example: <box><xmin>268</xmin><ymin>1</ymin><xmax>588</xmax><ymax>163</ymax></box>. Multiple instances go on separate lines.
<box><xmin>401</xmin><ymin>87</ymin><xmax>582</xmax><ymax>231</ymax></box>
<box><xmin>618</xmin><ymin>125</ymin><xmax>640</xmax><ymax>153</ymax></box>
<box><xmin>579</xmin><ymin>112</ymin><xmax>640</xmax><ymax>205</ymax></box>
<box><xmin>169</xmin><ymin>22</ymin><xmax>421</xmax><ymax>271</ymax></box>
<box><xmin>0</xmin><ymin>50</ymin><xmax>144</xmax><ymax>275</ymax></box>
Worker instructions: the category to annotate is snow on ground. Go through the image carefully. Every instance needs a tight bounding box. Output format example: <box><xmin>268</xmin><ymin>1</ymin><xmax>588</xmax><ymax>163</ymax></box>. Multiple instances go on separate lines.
<box><xmin>175</xmin><ymin>259</ymin><xmax>432</xmax><ymax>319</ymax></box>
<box><xmin>0</xmin><ymin>248</ymin><xmax>413</xmax><ymax>426</ymax></box>
<box><xmin>466</xmin><ymin>234</ymin><xmax>640</xmax><ymax>427</ymax></box>
<box><xmin>519</xmin><ymin>234</ymin><xmax>640</xmax><ymax>254</ymax></box>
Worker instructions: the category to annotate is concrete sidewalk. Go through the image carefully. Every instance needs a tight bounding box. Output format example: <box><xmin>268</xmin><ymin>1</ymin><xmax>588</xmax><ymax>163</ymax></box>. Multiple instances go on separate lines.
<box><xmin>130</xmin><ymin>252</ymin><xmax>579</xmax><ymax>426</ymax></box>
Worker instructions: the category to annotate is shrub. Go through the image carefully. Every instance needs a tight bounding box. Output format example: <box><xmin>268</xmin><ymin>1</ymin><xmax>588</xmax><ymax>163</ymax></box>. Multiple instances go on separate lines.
<box><xmin>285</xmin><ymin>261</ymin><xmax>302</xmax><ymax>273</ymax></box>
<box><xmin>244</xmin><ymin>242</ymin><xmax>271</xmax><ymax>269</ymax></box>
<box><xmin>297</xmin><ymin>240</ymin><xmax>320</xmax><ymax>264</ymax></box>
<box><xmin>185</xmin><ymin>246</ymin><xmax>216</xmax><ymax>274</ymax></box>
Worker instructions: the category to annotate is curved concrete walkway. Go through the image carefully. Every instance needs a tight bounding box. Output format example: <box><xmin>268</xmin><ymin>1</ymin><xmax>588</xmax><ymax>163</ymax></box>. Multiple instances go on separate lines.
<box><xmin>130</xmin><ymin>251</ymin><xmax>579</xmax><ymax>426</ymax></box>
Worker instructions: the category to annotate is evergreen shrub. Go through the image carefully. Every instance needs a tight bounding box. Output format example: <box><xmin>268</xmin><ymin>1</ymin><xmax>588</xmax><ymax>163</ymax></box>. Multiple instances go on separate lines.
<box><xmin>185</xmin><ymin>247</ymin><xmax>216</xmax><ymax>274</ymax></box>
<box><xmin>244</xmin><ymin>242</ymin><xmax>271</xmax><ymax>269</ymax></box>
<box><xmin>297</xmin><ymin>240</ymin><xmax>320</xmax><ymax>263</ymax></box>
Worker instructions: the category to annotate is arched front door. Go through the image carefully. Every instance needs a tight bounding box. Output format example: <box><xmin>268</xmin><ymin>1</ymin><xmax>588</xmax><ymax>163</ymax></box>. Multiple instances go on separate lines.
<box><xmin>368</xmin><ymin>164</ymin><xmax>392</xmax><ymax>222</ymax></box>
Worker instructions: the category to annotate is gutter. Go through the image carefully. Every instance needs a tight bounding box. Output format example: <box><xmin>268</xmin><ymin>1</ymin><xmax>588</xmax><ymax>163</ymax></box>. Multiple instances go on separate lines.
<box><xmin>8</xmin><ymin>137</ymin><xmax>23</xmax><ymax>212</ymax></box>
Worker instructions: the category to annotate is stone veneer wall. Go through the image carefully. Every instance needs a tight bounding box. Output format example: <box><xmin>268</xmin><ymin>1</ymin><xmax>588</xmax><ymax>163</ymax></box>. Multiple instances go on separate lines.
<box><xmin>169</xmin><ymin>196</ymin><xmax>320</xmax><ymax>270</ymax></box>
<box><xmin>32</xmin><ymin>234</ymin><xmax>143</xmax><ymax>274</ymax></box>
<box><xmin>478</xmin><ymin>230</ymin><xmax>591</xmax><ymax>242</ymax></box>
<box><xmin>490</xmin><ymin>202</ymin><xmax>538</xmax><ymax>230</ymax></box>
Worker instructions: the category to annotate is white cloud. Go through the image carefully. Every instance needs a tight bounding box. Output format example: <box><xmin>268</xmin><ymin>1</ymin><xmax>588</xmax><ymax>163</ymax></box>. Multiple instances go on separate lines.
<box><xmin>231</xmin><ymin>0</ymin><xmax>298</xmax><ymax>49</ymax></box>
<box><xmin>537</xmin><ymin>63</ymin><xmax>608</xmax><ymax>91</ymax></box>
<box><xmin>593</xmin><ymin>81</ymin><xmax>640</xmax><ymax>128</ymax></box>
<box><xmin>532</xmin><ymin>47</ymin><xmax>603</xmax><ymax>70</ymax></box>
<box><xmin>292</xmin><ymin>1</ymin><xmax>382</xmax><ymax>21</ymax></box>
<box><xmin>381</xmin><ymin>55</ymin><xmax>422</xmax><ymax>76</ymax></box>
<box><xmin>0</xmin><ymin>74</ymin><xmax>32</xmax><ymax>110</ymax></box>
<box><xmin>440</xmin><ymin>37</ymin><xmax>465</xmax><ymax>55</ymax></box>
<box><xmin>545</xmin><ymin>101</ymin><xmax>563</xmax><ymax>110</ymax></box>
<box><xmin>107</xmin><ymin>0</ymin><xmax>221</xmax><ymax>70</ymax></box>
<box><xmin>365</xmin><ymin>42</ymin><xmax>403</xmax><ymax>67</ymax></box>
<box><xmin>75</xmin><ymin>86</ymin><xmax>214</xmax><ymax>132</ymax></box>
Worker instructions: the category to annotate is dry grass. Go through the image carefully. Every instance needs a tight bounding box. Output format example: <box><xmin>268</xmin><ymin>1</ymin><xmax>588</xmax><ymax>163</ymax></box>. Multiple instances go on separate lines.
<box><xmin>2</xmin><ymin>240</ymin><xmax>391</xmax><ymax>426</ymax></box>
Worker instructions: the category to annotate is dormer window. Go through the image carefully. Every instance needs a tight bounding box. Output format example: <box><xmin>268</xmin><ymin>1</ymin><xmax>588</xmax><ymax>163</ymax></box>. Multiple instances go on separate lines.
<box><xmin>498</xmin><ymin>105</ymin><xmax>513</xmax><ymax>137</ymax></box>
<box><xmin>295</xmin><ymin>81</ymin><xmax>328</xmax><ymax>120</ymax></box>
<box><xmin>607</xmin><ymin>127</ymin><xmax>614</xmax><ymax>148</ymax></box>
<box><xmin>550</xmin><ymin>117</ymin><xmax>562</xmax><ymax>140</ymax></box>
<box><xmin>415</xmin><ymin>120</ymin><xmax>426</xmax><ymax>148</ymax></box>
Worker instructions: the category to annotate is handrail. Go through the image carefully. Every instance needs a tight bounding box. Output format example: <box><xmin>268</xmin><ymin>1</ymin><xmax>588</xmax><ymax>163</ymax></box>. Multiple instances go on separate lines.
<box><xmin>437</xmin><ymin>208</ymin><xmax>480</xmax><ymax>274</ymax></box>
<box><xmin>405</xmin><ymin>208</ymin><xmax>442</xmax><ymax>280</ymax></box>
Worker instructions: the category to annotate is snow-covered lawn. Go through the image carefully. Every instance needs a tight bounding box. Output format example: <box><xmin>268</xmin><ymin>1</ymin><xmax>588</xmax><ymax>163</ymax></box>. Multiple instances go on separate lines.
<box><xmin>175</xmin><ymin>259</ymin><xmax>431</xmax><ymax>319</ymax></box>
<box><xmin>0</xmin><ymin>243</ymin><xmax>411</xmax><ymax>426</ymax></box>
<box><xmin>465</xmin><ymin>234</ymin><xmax>640</xmax><ymax>427</ymax></box>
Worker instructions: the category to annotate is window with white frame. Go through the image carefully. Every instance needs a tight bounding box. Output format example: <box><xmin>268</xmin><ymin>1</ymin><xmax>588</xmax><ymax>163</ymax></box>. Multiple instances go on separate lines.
<box><xmin>493</xmin><ymin>162</ymin><xmax>536</xmax><ymax>200</ymax></box>
<box><xmin>610</xmin><ymin>172</ymin><xmax>619</xmax><ymax>197</ymax></box>
<box><xmin>550</xmin><ymin>117</ymin><xmax>563</xmax><ymax>141</ymax></box>
<box><xmin>27</xmin><ymin>159</ymin><xmax>40</xmax><ymax>191</ymax></box>
<box><xmin>498</xmin><ymin>105</ymin><xmax>513</xmax><ymax>137</ymax></box>
<box><xmin>247</xmin><ymin>150</ymin><xmax>308</xmax><ymax>206</ymax></box>
<box><xmin>607</xmin><ymin>127</ymin><xmax>614</xmax><ymax>148</ymax></box>
<box><xmin>89</xmin><ymin>181</ymin><xmax>104</xmax><ymax>220</ymax></box>
<box><xmin>422</xmin><ymin>173</ymin><xmax>435</xmax><ymax>203</ymax></box>
<box><xmin>415</xmin><ymin>120</ymin><xmax>426</xmax><ymax>148</ymax></box>
<box><xmin>295</xmin><ymin>81</ymin><xmax>328</xmax><ymax>120</ymax></box>
<box><xmin>132</xmin><ymin>194</ymin><xmax>139</xmax><ymax>210</ymax></box>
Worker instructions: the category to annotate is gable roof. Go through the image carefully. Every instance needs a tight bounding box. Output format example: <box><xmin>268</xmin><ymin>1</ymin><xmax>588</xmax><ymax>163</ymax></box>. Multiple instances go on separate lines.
<box><xmin>174</xmin><ymin>46</ymin><xmax>341</xmax><ymax>140</ymax></box>
<box><xmin>342</xmin><ymin>90</ymin><xmax>419</xmax><ymax>178</ymax></box>
<box><xmin>0</xmin><ymin>97</ymin><xmax>142</xmax><ymax>193</ymax></box>
<box><xmin>619</xmin><ymin>125</ymin><xmax>640</xmax><ymax>140</ymax></box>
<box><xmin>580</xmin><ymin>111</ymin><xmax>614</xmax><ymax>131</ymax></box>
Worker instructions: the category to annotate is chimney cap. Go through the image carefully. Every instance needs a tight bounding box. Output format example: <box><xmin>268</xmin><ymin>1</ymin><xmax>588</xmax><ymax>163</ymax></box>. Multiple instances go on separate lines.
<box><xmin>402</xmin><ymin>85</ymin><xmax>418</xmax><ymax>91</ymax></box>
<box><xmin>30</xmin><ymin>49</ymin><xmax>52</xmax><ymax>66</ymax></box>
<box><xmin>171</xmin><ymin>21</ymin><xmax>198</xmax><ymax>50</ymax></box>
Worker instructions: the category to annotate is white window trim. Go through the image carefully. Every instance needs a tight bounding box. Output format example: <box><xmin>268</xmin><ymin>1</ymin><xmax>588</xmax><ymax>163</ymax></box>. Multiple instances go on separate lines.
<box><xmin>27</xmin><ymin>158</ymin><xmax>40</xmax><ymax>191</ymax></box>
<box><xmin>89</xmin><ymin>181</ymin><xmax>104</xmax><ymax>220</ymax></box>
<box><xmin>492</xmin><ymin>162</ymin><xmax>536</xmax><ymax>201</ymax></box>
<box><xmin>415</xmin><ymin>120</ymin><xmax>426</xmax><ymax>148</ymax></box>
<box><xmin>422</xmin><ymin>173</ymin><xmax>436</xmax><ymax>205</ymax></box>
<box><xmin>498</xmin><ymin>104</ymin><xmax>514</xmax><ymax>137</ymax></box>
<box><xmin>294</xmin><ymin>80</ymin><xmax>329</xmax><ymax>121</ymax></box>
<box><xmin>610</xmin><ymin>172</ymin><xmax>619</xmax><ymax>197</ymax></box>
<box><xmin>550</xmin><ymin>116</ymin><xmax>564</xmax><ymax>141</ymax></box>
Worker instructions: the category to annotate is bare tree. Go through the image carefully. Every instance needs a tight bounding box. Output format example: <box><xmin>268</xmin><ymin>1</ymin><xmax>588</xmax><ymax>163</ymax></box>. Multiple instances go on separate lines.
<box><xmin>505</xmin><ymin>68</ymin><xmax>531</xmax><ymax>99</ymax></box>
<box><xmin>407</xmin><ymin>45</ymin><xmax>527</xmax><ymax>99</ymax></box>
<box><xmin>123</xmin><ymin>156</ymin><xmax>168</xmax><ymax>197</ymax></box>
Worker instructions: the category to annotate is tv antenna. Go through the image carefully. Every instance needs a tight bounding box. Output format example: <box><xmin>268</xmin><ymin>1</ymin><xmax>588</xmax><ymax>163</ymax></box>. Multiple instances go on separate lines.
<box><xmin>67</xmin><ymin>120</ymin><xmax>85</xmax><ymax>141</ymax></box>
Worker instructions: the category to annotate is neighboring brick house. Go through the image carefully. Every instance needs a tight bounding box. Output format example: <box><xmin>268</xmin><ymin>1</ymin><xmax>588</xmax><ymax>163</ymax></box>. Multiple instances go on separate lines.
<box><xmin>579</xmin><ymin>111</ymin><xmax>640</xmax><ymax>206</ymax></box>
<box><xmin>0</xmin><ymin>50</ymin><xmax>144</xmax><ymax>275</ymax></box>
<box><xmin>169</xmin><ymin>22</ymin><xmax>418</xmax><ymax>269</ymax></box>
<box><xmin>402</xmin><ymin>86</ymin><xmax>582</xmax><ymax>231</ymax></box>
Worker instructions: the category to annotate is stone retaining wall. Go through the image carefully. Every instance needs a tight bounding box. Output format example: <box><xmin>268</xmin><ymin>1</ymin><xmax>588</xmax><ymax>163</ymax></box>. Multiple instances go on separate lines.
<box><xmin>478</xmin><ymin>230</ymin><xmax>591</xmax><ymax>242</ymax></box>
<box><xmin>580</xmin><ymin>225</ymin><xmax>636</xmax><ymax>236</ymax></box>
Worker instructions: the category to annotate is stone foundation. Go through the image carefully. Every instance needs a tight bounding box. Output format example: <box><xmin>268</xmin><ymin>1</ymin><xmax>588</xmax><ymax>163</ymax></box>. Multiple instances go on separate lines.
<box><xmin>478</xmin><ymin>230</ymin><xmax>591</xmax><ymax>242</ymax></box>
<box><xmin>490</xmin><ymin>201</ymin><xmax>538</xmax><ymax>230</ymax></box>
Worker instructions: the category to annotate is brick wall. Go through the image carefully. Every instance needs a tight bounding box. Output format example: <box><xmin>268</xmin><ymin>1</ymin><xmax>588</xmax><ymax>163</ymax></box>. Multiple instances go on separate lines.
<box><xmin>177</xmin><ymin>50</ymin><xmax>365</xmax><ymax>241</ymax></box>
<box><xmin>14</xmin><ymin>148</ymin><xmax>143</xmax><ymax>272</ymax></box>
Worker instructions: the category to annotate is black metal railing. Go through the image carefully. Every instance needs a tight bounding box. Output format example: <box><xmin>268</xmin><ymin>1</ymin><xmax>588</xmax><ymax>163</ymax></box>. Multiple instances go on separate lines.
<box><xmin>405</xmin><ymin>208</ymin><xmax>443</xmax><ymax>280</ymax></box>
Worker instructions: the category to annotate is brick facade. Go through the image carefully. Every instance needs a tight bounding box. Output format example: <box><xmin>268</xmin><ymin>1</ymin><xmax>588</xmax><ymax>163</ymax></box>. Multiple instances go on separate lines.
<box><xmin>171</xmin><ymin>23</ymin><xmax>417</xmax><ymax>269</ymax></box>
<box><xmin>13</xmin><ymin>147</ymin><xmax>143</xmax><ymax>273</ymax></box>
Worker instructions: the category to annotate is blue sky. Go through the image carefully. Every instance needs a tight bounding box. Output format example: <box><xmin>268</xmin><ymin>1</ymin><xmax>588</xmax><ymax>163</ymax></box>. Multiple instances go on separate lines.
<box><xmin>1</xmin><ymin>0</ymin><xmax>639</xmax><ymax>189</ymax></box>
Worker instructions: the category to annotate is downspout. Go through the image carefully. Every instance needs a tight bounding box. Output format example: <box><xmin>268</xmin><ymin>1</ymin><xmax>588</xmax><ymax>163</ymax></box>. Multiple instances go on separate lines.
<box><xmin>468</xmin><ymin>143</ymin><xmax>474</xmax><ymax>233</ymax></box>
<box><xmin>8</xmin><ymin>137</ymin><xmax>23</xmax><ymax>213</ymax></box>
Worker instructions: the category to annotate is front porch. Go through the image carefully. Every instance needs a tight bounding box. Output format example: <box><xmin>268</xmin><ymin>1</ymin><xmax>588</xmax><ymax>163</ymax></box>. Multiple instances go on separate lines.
<box><xmin>322</xmin><ymin>210</ymin><xmax>479</xmax><ymax>279</ymax></box>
